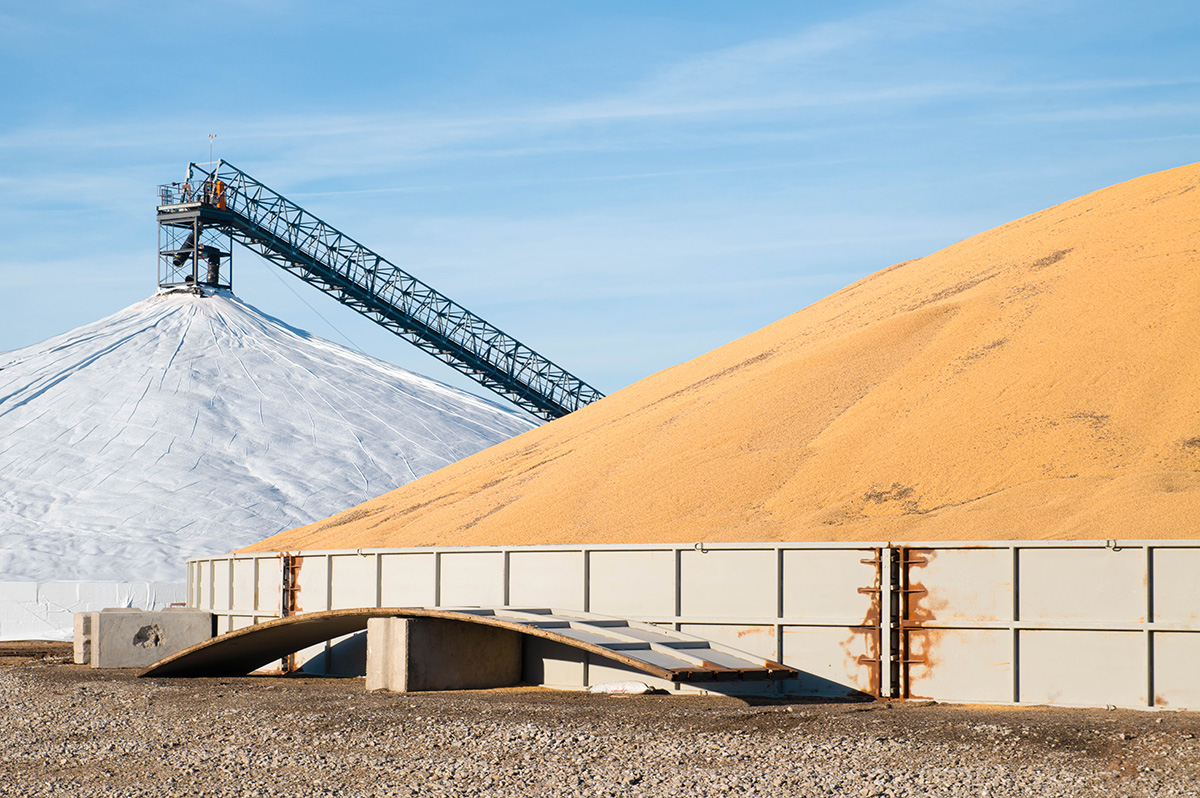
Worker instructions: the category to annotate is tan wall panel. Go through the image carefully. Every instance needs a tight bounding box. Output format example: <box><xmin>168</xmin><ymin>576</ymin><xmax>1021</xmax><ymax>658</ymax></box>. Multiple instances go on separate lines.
<box><xmin>680</xmin><ymin>549</ymin><xmax>776</xmax><ymax>618</ymax></box>
<box><xmin>330</xmin><ymin>554</ymin><xmax>378</xmax><ymax>609</ymax></box>
<box><xmin>297</xmin><ymin>555</ymin><xmax>330</xmax><ymax>612</ymax></box>
<box><xmin>1019</xmin><ymin>548</ymin><xmax>1144</xmax><ymax>623</ymax></box>
<box><xmin>1151</xmin><ymin>632</ymin><xmax>1200</xmax><ymax>710</ymax></box>
<box><xmin>379</xmin><ymin>553</ymin><xmax>436</xmax><ymax>607</ymax></box>
<box><xmin>198</xmin><ymin>561</ymin><xmax>213</xmax><ymax>610</ymax></box>
<box><xmin>907</xmin><ymin>628</ymin><xmax>1012</xmax><ymax>703</ymax></box>
<box><xmin>586</xmin><ymin>653</ymin><xmax>676</xmax><ymax>692</ymax></box>
<box><xmin>679</xmin><ymin>623</ymin><xmax>777</xmax><ymax>660</ymax></box>
<box><xmin>1152</xmin><ymin>548</ymin><xmax>1200</xmax><ymax>624</ymax></box>
<box><xmin>255</xmin><ymin>558</ymin><xmax>282</xmax><ymax>616</ymax></box>
<box><xmin>326</xmin><ymin>631</ymin><xmax>367</xmax><ymax>677</ymax></box>
<box><xmin>781</xmin><ymin>625</ymin><xmax>876</xmax><ymax>697</ymax></box>
<box><xmin>588</xmin><ymin>550</ymin><xmax>675</xmax><ymax>618</ymax></box>
<box><xmin>782</xmin><ymin>549</ymin><xmax>876</xmax><ymax>620</ymax></box>
<box><xmin>1019</xmin><ymin>630</ymin><xmax>1145</xmax><ymax>707</ymax></box>
<box><xmin>232</xmin><ymin>559</ymin><xmax>257</xmax><ymax>612</ymax></box>
<box><xmin>911</xmin><ymin>548</ymin><xmax>1012</xmax><ymax>622</ymax></box>
<box><xmin>509</xmin><ymin>551</ymin><xmax>584</xmax><ymax>609</ymax></box>
<box><xmin>440</xmin><ymin>552</ymin><xmax>504</xmax><ymax>606</ymax></box>
<box><xmin>212</xmin><ymin>561</ymin><xmax>231</xmax><ymax>611</ymax></box>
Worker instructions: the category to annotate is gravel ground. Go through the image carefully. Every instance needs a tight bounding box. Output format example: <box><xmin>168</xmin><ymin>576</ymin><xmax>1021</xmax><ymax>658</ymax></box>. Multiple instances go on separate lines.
<box><xmin>2</xmin><ymin>642</ymin><xmax>1199</xmax><ymax>797</ymax></box>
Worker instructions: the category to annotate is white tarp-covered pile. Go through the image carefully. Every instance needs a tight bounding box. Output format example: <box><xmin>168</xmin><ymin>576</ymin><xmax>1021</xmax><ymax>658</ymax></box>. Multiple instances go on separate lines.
<box><xmin>0</xmin><ymin>582</ymin><xmax>186</xmax><ymax>642</ymax></box>
<box><xmin>0</xmin><ymin>289</ymin><xmax>537</xmax><ymax>639</ymax></box>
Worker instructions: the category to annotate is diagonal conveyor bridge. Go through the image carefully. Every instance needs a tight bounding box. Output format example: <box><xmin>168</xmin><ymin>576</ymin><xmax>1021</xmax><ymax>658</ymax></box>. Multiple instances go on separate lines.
<box><xmin>156</xmin><ymin>161</ymin><xmax>603</xmax><ymax>421</ymax></box>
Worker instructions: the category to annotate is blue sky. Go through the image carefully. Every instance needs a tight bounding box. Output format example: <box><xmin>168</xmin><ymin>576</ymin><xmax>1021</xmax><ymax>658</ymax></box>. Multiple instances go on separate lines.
<box><xmin>2</xmin><ymin>1</ymin><xmax>1198</xmax><ymax>406</ymax></box>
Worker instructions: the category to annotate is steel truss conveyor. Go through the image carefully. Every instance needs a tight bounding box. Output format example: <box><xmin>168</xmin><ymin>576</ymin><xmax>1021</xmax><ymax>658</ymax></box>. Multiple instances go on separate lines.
<box><xmin>156</xmin><ymin>161</ymin><xmax>603</xmax><ymax>420</ymax></box>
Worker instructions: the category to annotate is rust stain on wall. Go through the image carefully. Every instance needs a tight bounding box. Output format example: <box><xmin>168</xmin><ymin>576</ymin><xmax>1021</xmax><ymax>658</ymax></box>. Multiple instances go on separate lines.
<box><xmin>736</xmin><ymin>626</ymin><xmax>776</xmax><ymax>639</ymax></box>
<box><xmin>848</xmin><ymin>547</ymin><xmax>883</xmax><ymax>697</ymax></box>
<box><xmin>899</xmin><ymin>547</ymin><xmax>936</xmax><ymax>699</ymax></box>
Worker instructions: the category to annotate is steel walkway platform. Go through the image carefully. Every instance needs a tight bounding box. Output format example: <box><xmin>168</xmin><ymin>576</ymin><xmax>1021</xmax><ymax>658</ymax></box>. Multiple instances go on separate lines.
<box><xmin>139</xmin><ymin>607</ymin><xmax>798</xmax><ymax>683</ymax></box>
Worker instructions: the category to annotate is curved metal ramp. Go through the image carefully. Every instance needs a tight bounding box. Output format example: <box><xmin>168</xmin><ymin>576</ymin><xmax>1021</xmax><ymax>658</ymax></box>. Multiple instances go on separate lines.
<box><xmin>139</xmin><ymin>607</ymin><xmax>797</xmax><ymax>682</ymax></box>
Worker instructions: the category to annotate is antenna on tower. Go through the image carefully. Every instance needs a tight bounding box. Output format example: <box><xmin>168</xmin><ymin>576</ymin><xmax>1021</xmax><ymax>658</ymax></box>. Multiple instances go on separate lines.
<box><xmin>208</xmin><ymin>134</ymin><xmax>216</xmax><ymax>165</ymax></box>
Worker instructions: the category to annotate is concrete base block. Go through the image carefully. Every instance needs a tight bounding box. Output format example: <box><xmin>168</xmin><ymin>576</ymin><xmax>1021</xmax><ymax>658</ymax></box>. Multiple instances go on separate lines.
<box><xmin>367</xmin><ymin>617</ymin><xmax>521</xmax><ymax>692</ymax></box>
<box><xmin>82</xmin><ymin>608</ymin><xmax>214</xmax><ymax>669</ymax></box>
<box><xmin>73</xmin><ymin>612</ymin><xmax>96</xmax><ymax>664</ymax></box>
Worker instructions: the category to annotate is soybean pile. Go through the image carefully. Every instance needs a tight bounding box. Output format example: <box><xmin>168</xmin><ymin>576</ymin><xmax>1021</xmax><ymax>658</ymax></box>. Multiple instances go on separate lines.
<box><xmin>247</xmin><ymin>162</ymin><xmax>1200</xmax><ymax>553</ymax></box>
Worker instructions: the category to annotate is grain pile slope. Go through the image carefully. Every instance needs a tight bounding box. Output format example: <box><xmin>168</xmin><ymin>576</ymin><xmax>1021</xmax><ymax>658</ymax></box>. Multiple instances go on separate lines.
<box><xmin>246</xmin><ymin>162</ymin><xmax>1200</xmax><ymax>552</ymax></box>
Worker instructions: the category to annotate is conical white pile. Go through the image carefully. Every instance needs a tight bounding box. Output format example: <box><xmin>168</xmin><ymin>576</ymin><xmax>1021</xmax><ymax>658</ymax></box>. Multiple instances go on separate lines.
<box><xmin>0</xmin><ymin>289</ymin><xmax>536</xmax><ymax>587</ymax></box>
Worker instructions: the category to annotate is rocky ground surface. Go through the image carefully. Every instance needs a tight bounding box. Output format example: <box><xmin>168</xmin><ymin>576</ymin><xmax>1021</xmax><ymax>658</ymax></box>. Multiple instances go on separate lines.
<box><xmin>2</xmin><ymin>642</ymin><xmax>1199</xmax><ymax>797</ymax></box>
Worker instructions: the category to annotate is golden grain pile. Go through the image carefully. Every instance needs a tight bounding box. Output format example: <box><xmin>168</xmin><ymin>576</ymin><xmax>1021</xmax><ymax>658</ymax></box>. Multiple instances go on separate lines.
<box><xmin>246</xmin><ymin>162</ymin><xmax>1200</xmax><ymax>552</ymax></box>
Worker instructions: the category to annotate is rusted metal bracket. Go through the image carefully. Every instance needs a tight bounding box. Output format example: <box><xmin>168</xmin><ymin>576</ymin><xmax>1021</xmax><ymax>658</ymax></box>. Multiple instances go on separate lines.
<box><xmin>894</xmin><ymin>547</ymin><xmax>935</xmax><ymax>699</ymax></box>
<box><xmin>281</xmin><ymin>554</ymin><xmax>302</xmax><ymax>617</ymax></box>
<box><xmin>854</xmin><ymin>547</ymin><xmax>896</xmax><ymax>699</ymax></box>
<box><xmin>279</xmin><ymin>554</ymin><xmax>303</xmax><ymax>673</ymax></box>
<box><xmin>858</xmin><ymin>547</ymin><xmax>926</xmax><ymax>699</ymax></box>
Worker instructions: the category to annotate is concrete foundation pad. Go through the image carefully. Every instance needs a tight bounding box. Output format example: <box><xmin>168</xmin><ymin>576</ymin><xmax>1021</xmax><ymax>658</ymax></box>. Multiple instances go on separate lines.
<box><xmin>79</xmin><ymin>608</ymin><xmax>214</xmax><ymax>669</ymax></box>
<box><xmin>367</xmin><ymin>617</ymin><xmax>522</xmax><ymax>692</ymax></box>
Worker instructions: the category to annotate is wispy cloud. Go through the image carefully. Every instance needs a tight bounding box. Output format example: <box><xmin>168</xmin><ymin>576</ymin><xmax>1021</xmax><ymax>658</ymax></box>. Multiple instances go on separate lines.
<box><xmin>1004</xmin><ymin>101</ymin><xmax>1200</xmax><ymax>123</ymax></box>
<box><xmin>0</xmin><ymin>1</ymin><xmax>1086</xmax><ymax>173</ymax></box>
<box><xmin>288</xmin><ymin>157</ymin><xmax>860</xmax><ymax>198</ymax></box>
